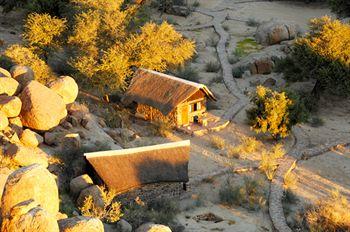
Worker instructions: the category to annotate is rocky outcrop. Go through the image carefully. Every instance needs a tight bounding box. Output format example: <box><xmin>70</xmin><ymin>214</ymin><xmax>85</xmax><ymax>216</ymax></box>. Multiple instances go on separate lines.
<box><xmin>58</xmin><ymin>216</ymin><xmax>104</xmax><ymax>232</ymax></box>
<box><xmin>0</xmin><ymin>111</ymin><xmax>9</xmax><ymax>130</ymax></box>
<box><xmin>5</xmin><ymin>144</ymin><xmax>49</xmax><ymax>167</ymax></box>
<box><xmin>0</xmin><ymin>95</ymin><xmax>22</xmax><ymax>118</ymax></box>
<box><xmin>1</xmin><ymin>199</ymin><xmax>59</xmax><ymax>232</ymax></box>
<box><xmin>0</xmin><ymin>167</ymin><xmax>13</xmax><ymax>203</ymax></box>
<box><xmin>136</xmin><ymin>223</ymin><xmax>172</xmax><ymax>232</ymax></box>
<box><xmin>1</xmin><ymin>164</ymin><xmax>59</xmax><ymax>218</ymax></box>
<box><xmin>20</xmin><ymin>129</ymin><xmax>44</xmax><ymax>147</ymax></box>
<box><xmin>48</xmin><ymin>76</ymin><xmax>79</xmax><ymax>105</ymax></box>
<box><xmin>0</xmin><ymin>77</ymin><xmax>20</xmax><ymax>96</ymax></box>
<box><xmin>8</xmin><ymin>117</ymin><xmax>23</xmax><ymax>136</ymax></box>
<box><xmin>10</xmin><ymin>65</ymin><xmax>35</xmax><ymax>87</ymax></box>
<box><xmin>232</xmin><ymin>45</ymin><xmax>286</xmax><ymax>77</ymax></box>
<box><xmin>70</xmin><ymin>174</ymin><xmax>94</xmax><ymax>197</ymax></box>
<box><xmin>255</xmin><ymin>20</ymin><xmax>302</xmax><ymax>45</ymax></box>
<box><xmin>0</xmin><ymin>67</ymin><xmax>12</xmax><ymax>78</ymax></box>
<box><xmin>19</xmin><ymin>81</ymin><xmax>67</xmax><ymax>131</ymax></box>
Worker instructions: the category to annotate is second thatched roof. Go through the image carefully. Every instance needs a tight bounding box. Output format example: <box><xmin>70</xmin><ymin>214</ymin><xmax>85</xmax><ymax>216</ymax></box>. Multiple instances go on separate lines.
<box><xmin>122</xmin><ymin>69</ymin><xmax>216</xmax><ymax>115</ymax></box>
<box><xmin>85</xmin><ymin>140</ymin><xmax>190</xmax><ymax>193</ymax></box>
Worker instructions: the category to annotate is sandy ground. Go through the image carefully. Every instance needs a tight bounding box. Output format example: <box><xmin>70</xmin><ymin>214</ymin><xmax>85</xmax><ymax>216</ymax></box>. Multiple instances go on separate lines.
<box><xmin>0</xmin><ymin>8</ymin><xmax>24</xmax><ymax>52</ymax></box>
<box><xmin>153</xmin><ymin>1</ymin><xmax>350</xmax><ymax>231</ymax></box>
<box><xmin>0</xmin><ymin>2</ymin><xmax>348</xmax><ymax>231</ymax></box>
<box><xmin>293</xmin><ymin>147</ymin><xmax>350</xmax><ymax>204</ymax></box>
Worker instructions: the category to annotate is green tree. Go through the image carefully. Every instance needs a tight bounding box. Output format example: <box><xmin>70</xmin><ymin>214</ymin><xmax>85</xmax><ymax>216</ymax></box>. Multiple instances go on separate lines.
<box><xmin>4</xmin><ymin>0</ymin><xmax>195</xmax><ymax>93</ymax></box>
<box><xmin>278</xmin><ymin>17</ymin><xmax>350</xmax><ymax>97</ymax></box>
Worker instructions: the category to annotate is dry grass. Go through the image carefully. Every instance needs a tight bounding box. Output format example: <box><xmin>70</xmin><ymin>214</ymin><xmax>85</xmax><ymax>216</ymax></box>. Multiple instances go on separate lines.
<box><xmin>284</xmin><ymin>171</ymin><xmax>298</xmax><ymax>189</ymax></box>
<box><xmin>259</xmin><ymin>144</ymin><xmax>285</xmax><ymax>180</ymax></box>
<box><xmin>227</xmin><ymin>136</ymin><xmax>262</xmax><ymax>158</ymax></box>
<box><xmin>210</xmin><ymin>135</ymin><xmax>225</xmax><ymax>150</ymax></box>
<box><xmin>219</xmin><ymin>177</ymin><xmax>267</xmax><ymax>211</ymax></box>
<box><xmin>80</xmin><ymin>186</ymin><xmax>123</xmax><ymax>223</ymax></box>
<box><xmin>305</xmin><ymin>190</ymin><xmax>350</xmax><ymax>232</ymax></box>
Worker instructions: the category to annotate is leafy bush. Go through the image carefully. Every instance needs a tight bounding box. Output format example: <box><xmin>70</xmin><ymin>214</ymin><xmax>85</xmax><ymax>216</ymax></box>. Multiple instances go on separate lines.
<box><xmin>309</xmin><ymin>116</ymin><xmax>324</xmax><ymax>127</ymax></box>
<box><xmin>247</xmin><ymin>86</ymin><xmax>293</xmax><ymax>139</ymax></box>
<box><xmin>246</xmin><ymin>18</ymin><xmax>260</xmax><ymax>27</ymax></box>
<box><xmin>151</xmin><ymin>0</ymin><xmax>186</xmax><ymax>13</ymax></box>
<box><xmin>4</xmin><ymin>44</ymin><xmax>55</xmax><ymax>83</ymax></box>
<box><xmin>80</xmin><ymin>186</ymin><xmax>123</xmax><ymax>223</ymax></box>
<box><xmin>205</xmin><ymin>61</ymin><xmax>221</xmax><ymax>72</ymax></box>
<box><xmin>24</xmin><ymin>13</ymin><xmax>67</xmax><ymax>49</ymax></box>
<box><xmin>278</xmin><ymin>17</ymin><xmax>350</xmax><ymax>97</ymax></box>
<box><xmin>232</xmin><ymin>66</ymin><xmax>245</xmax><ymax>78</ymax></box>
<box><xmin>328</xmin><ymin>0</ymin><xmax>350</xmax><ymax>17</ymax></box>
<box><xmin>175</xmin><ymin>65</ymin><xmax>199</xmax><ymax>82</ymax></box>
<box><xmin>286</xmin><ymin>90</ymin><xmax>318</xmax><ymax>126</ymax></box>
<box><xmin>219</xmin><ymin>177</ymin><xmax>267</xmax><ymax>211</ymax></box>
<box><xmin>305</xmin><ymin>190</ymin><xmax>350</xmax><ymax>231</ymax></box>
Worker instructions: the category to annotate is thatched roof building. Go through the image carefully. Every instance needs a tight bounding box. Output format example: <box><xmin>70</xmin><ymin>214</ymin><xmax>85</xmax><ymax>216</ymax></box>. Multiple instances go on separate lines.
<box><xmin>85</xmin><ymin>140</ymin><xmax>190</xmax><ymax>193</ymax></box>
<box><xmin>123</xmin><ymin>69</ymin><xmax>216</xmax><ymax>127</ymax></box>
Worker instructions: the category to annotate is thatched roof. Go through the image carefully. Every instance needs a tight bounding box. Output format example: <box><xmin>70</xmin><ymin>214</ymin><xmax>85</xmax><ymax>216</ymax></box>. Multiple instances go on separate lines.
<box><xmin>85</xmin><ymin>140</ymin><xmax>190</xmax><ymax>193</ymax></box>
<box><xmin>123</xmin><ymin>69</ymin><xmax>216</xmax><ymax>115</ymax></box>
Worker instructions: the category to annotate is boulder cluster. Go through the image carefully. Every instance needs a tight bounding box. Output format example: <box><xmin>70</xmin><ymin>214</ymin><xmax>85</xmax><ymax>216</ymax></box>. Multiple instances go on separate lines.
<box><xmin>0</xmin><ymin>65</ymin><xmax>173</xmax><ymax>231</ymax></box>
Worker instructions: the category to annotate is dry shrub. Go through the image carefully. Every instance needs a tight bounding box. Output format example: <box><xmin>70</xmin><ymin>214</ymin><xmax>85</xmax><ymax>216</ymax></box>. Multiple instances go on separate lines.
<box><xmin>4</xmin><ymin>44</ymin><xmax>55</xmax><ymax>84</ymax></box>
<box><xmin>259</xmin><ymin>144</ymin><xmax>285</xmax><ymax>180</ymax></box>
<box><xmin>152</xmin><ymin>120</ymin><xmax>173</xmax><ymax>137</ymax></box>
<box><xmin>24</xmin><ymin>13</ymin><xmax>67</xmax><ymax>49</ymax></box>
<box><xmin>80</xmin><ymin>186</ymin><xmax>123</xmax><ymax>223</ymax></box>
<box><xmin>219</xmin><ymin>177</ymin><xmax>267</xmax><ymax>211</ymax></box>
<box><xmin>227</xmin><ymin>136</ymin><xmax>262</xmax><ymax>158</ymax></box>
<box><xmin>247</xmin><ymin>86</ymin><xmax>293</xmax><ymax>139</ymax></box>
<box><xmin>284</xmin><ymin>171</ymin><xmax>298</xmax><ymax>190</ymax></box>
<box><xmin>305</xmin><ymin>190</ymin><xmax>350</xmax><ymax>232</ymax></box>
<box><xmin>210</xmin><ymin>135</ymin><xmax>225</xmax><ymax>150</ymax></box>
<box><xmin>123</xmin><ymin>197</ymin><xmax>180</xmax><ymax>229</ymax></box>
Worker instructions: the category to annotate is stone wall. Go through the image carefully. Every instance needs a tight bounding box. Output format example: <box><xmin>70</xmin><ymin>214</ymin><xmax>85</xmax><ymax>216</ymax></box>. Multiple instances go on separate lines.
<box><xmin>115</xmin><ymin>182</ymin><xmax>186</xmax><ymax>205</ymax></box>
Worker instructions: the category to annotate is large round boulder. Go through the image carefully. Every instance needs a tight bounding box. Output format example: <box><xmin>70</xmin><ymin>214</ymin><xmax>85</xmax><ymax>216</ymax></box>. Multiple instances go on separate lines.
<box><xmin>0</xmin><ymin>168</ymin><xmax>13</xmax><ymax>204</ymax></box>
<box><xmin>136</xmin><ymin>223</ymin><xmax>172</xmax><ymax>232</ymax></box>
<box><xmin>70</xmin><ymin>174</ymin><xmax>94</xmax><ymax>197</ymax></box>
<box><xmin>1</xmin><ymin>164</ymin><xmax>59</xmax><ymax>218</ymax></box>
<box><xmin>1</xmin><ymin>199</ymin><xmax>59</xmax><ymax>232</ymax></box>
<box><xmin>0</xmin><ymin>77</ymin><xmax>20</xmax><ymax>96</ymax></box>
<box><xmin>0</xmin><ymin>111</ymin><xmax>9</xmax><ymax>130</ymax></box>
<box><xmin>0</xmin><ymin>95</ymin><xmax>22</xmax><ymax>118</ymax></box>
<box><xmin>5</xmin><ymin>143</ymin><xmax>48</xmax><ymax>167</ymax></box>
<box><xmin>10</xmin><ymin>65</ymin><xmax>35</xmax><ymax>86</ymax></box>
<box><xmin>58</xmin><ymin>216</ymin><xmax>104</xmax><ymax>232</ymax></box>
<box><xmin>19</xmin><ymin>81</ymin><xmax>67</xmax><ymax>131</ymax></box>
<box><xmin>255</xmin><ymin>20</ymin><xmax>301</xmax><ymax>45</ymax></box>
<box><xmin>48</xmin><ymin>76</ymin><xmax>79</xmax><ymax>104</ymax></box>
<box><xmin>20</xmin><ymin>129</ymin><xmax>44</xmax><ymax>147</ymax></box>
